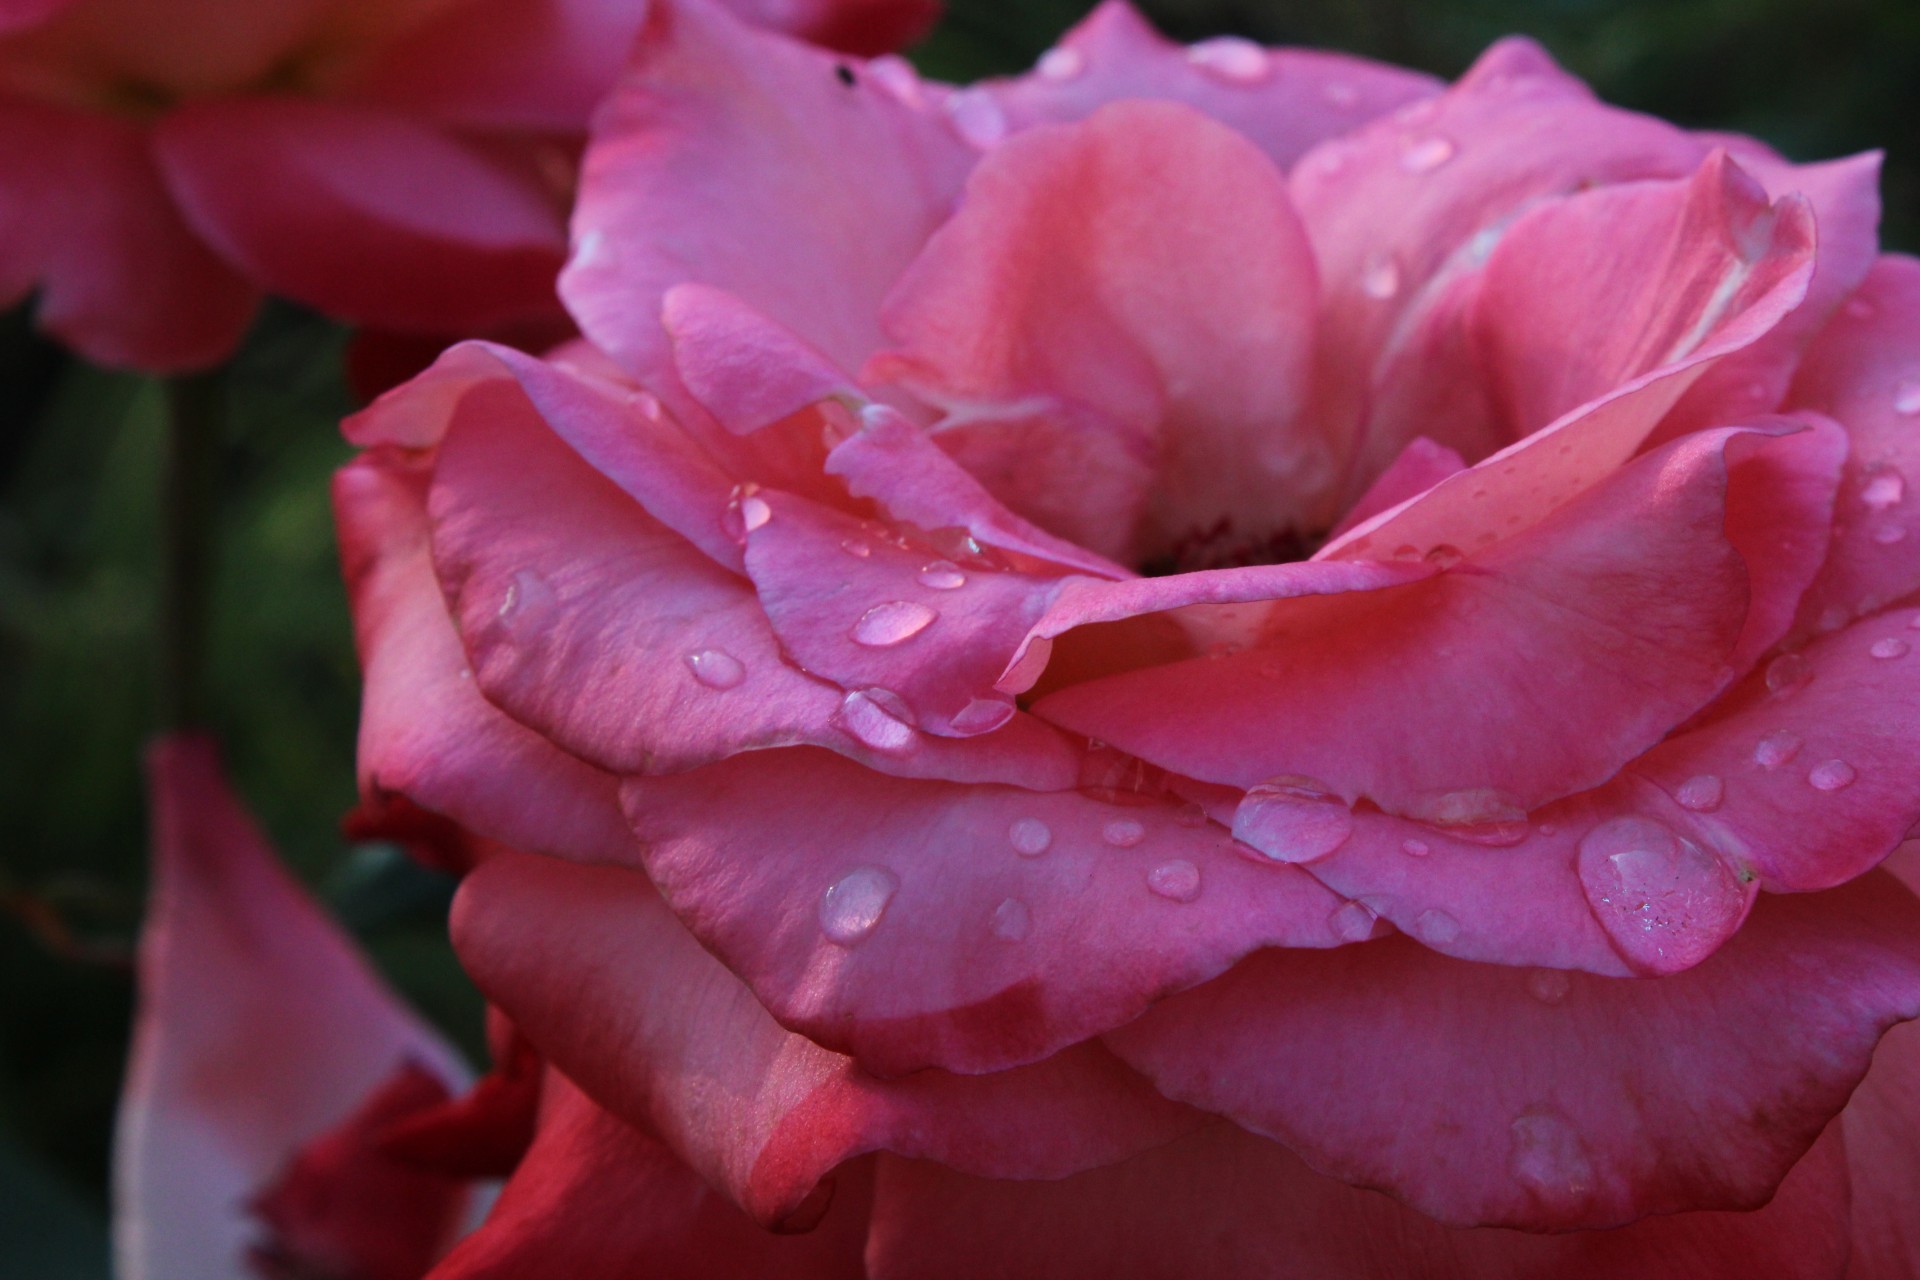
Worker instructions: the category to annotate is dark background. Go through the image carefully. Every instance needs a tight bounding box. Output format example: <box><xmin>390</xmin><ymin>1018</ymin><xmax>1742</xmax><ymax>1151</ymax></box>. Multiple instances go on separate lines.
<box><xmin>2</xmin><ymin>0</ymin><xmax>1915</xmax><ymax>1273</ymax></box>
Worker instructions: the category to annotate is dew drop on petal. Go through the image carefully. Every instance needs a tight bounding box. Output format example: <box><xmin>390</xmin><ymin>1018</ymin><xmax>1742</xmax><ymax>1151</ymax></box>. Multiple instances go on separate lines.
<box><xmin>1036</xmin><ymin>45</ymin><xmax>1084</xmax><ymax>80</ymax></box>
<box><xmin>1360</xmin><ymin>254</ymin><xmax>1401</xmax><ymax>300</ymax></box>
<box><xmin>819</xmin><ymin>866</ymin><xmax>899</xmax><ymax>945</ymax></box>
<box><xmin>1846</xmin><ymin>297</ymin><xmax>1877</xmax><ymax>320</ymax></box>
<box><xmin>1897</xmin><ymin>379</ymin><xmax>1920</xmax><ymax>416</ymax></box>
<box><xmin>1753</xmin><ymin>729</ymin><xmax>1803</xmax><ymax>768</ymax></box>
<box><xmin>1102</xmin><ymin>818</ymin><xmax>1146</xmax><ymax>848</ymax></box>
<box><xmin>945</xmin><ymin>87</ymin><xmax>1008</xmax><ymax>148</ymax></box>
<box><xmin>1146</xmin><ymin>859</ymin><xmax>1201</xmax><ymax>902</ymax></box>
<box><xmin>1186</xmin><ymin>36</ymin><xmax>1269</xmax><ymax>83</ymax></box>
<box><xmin>1509</xmin><ymin>1109</ymin><xmax>1595</xmax><ymax>1206</ymax></box>
<box><xmin>842</xmin><ymin>538</ymin><xmax>872</xmax><ymax>558</ymax></box>
<box><xmin>1808</xmin><ymin>759</ymin><xmax>1857</xmax><ymax>792</ymax></box>
<box><xmin>836</xmin><ymin>689</ymin><xmax>917</xmax><ymax>752</ymax></box>
<box><xmin>950</xmin><ymin>697</ymin><xmax>1015</xmax><ymax>735</ymax></box>
<box><xmin>1399</xmin><ymin>135</ymin><xmax>1456</xmax><ymax>173</ymax></box>
<box><xmin>1401</xmin><ymin>838</ymin><xmax>1431</xmax><ymax>857</ymax></box>
<box><xmin>1873</xmin><ymin>524</ymin><xmax>1908</xmax><ymax>546</ymax></box>
<box><xmin>1674</xmin><ymin>774</ymin><xmax>1723</xmax><ymax>813</ymax></box>
<box><xmin>1009</xmin><ymin>817</ymin><xmax>1053</xmax><ymax>857</ymax></box>
<box><xmin>989</xmin><ymin>897</ymin><xmax>1032</xmax><ymax>942</ymax></box>
<box><xmin>1764</xmin><ymin>651</ymin><xmax>1813</xmax><ymax>694</ymax></box>
<box><xmin>684</xmin><ymin>649</ymin><xmax>745</xmax><ymax>690</ymax></box>
<box><xmin>1414</xmin><ymin>908</ymin><xmax>1461</xmax><ymax>945</ymax></box>
<box><xmin>496</xmin><ymin>568</ymin><xmax>555</xmax><ymax>625</ymax></box>
<box><xmin>1862</xmin><ymin>465</ymin><xmax>1907</xmax><ymax>511</ymax></box>
<box><xmin>1577</xmin><ymin>816</ymin><xmax>1745</xmax><ymax>972</ymax></box>
<box><xmin>1419</xmin><ymin>790</ymin><xmax>1530</xmax><ymax>846</ymax></box>
<box><xmin>1329</xmin><ymin>899</ymin><xmax>1378</xmax><ymax>942</ymax></box>
<box><xmin>851</xmin><ymin>600</ymin><xmax>937</xmax><ymax>647</ymax></box>
<box><xmin>1173</xmin><ymin>802</ymin><xmax>1209</xmax><ymax>829</ymax></box>
<box><xmin>1424</xmin><ymin>543</ymin><xmax>1464</xmax><ymax>569</ymax></box>
<box><xmin>1872</xmin><ymin>637</ymin><xmax>1910</xmax><ymax>660</ymax></box>
<box><xmin>916</xmin><ymin>560</ymin><xmax>967</xmax><ymax>590</ymax></box>
<box><xmin>1525</xmin><ymin>968</ymin><xmax>1572</xmax><ymax>1006</ymax></box>
<box><xmin>1233</xmin><ymin>777</ymin><xmax>1355</xmax><ymax>863</ymax></box>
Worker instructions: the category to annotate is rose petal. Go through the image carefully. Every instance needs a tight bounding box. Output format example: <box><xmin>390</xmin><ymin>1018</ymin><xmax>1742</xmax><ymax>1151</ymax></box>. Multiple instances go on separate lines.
<box><xmin>1843</xmin><ymin>843</ymin><xmax>1920</xmax><ymax>1280</ymax></box>
<box><xmin>1325</xmin><ymin>435</ymin><xmax>1465</xmax><ymax>539</ymax></box>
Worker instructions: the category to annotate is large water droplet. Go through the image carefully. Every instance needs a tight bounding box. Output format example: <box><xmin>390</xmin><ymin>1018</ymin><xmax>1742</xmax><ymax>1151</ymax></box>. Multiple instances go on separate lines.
<box><xmin>1102</xmin><ymin>818</ymin><xmax>1146</xmax><ymax>848</ymax></box>
<box><xmin>1509</xmin><ymin>1109</ymin><xmax>1595</xmax><ymax>1206</ymax></box>
<box><xmin>1872</xmin><ymin>637</ymin><xmax>1910</xmax><ymax>660</ymax></box>
<box><xmin>1525</xmin><ymin>968</ymin><xmax>1572</xmax><ymax>1005</ymax></box>
<box><xmin>990</xmin><ymin>897</ymin><xmax>1032</xmax><ymax>942</ymax></box>
<box><xmin>1414</xmin><ymin>908</ymin><xmax>1461</xmax><ymax>945</ymax></box>
<box><xmin>1036</xmin><ymin>45</ymin><xmax>1084</xmax><ymax>81</ymax></box>
<box><xmin>1862</xmin><ymin>464</ymin><xmax>1907</xmax><ymax>511</ymax></box>
<box><xmin>944</xmin><ymin>88</ymin><xmax>1007</xmax><ymax>148</ymax></box>
<box><xmin>1577</xmin><ymin>815</ymin><xmax>1744</xmax><ymax>972</ymax></box>
<box><xmin>1808</xmin><ymin>759</ymin><xmax>1857</xmax><ymax>792</ymax></box>
<box><xmin>684</xmin><ymin>648</ymin><xmax>745</xmax><ymax>690</ymax></box>
<box><xmin>1329</xmin><ymin>899</ymin><xmax>1379</xmax><ymax>943</ymax></box>
<box><xmin>1186</xmin><ymin>36</ymin><xmax>1269</xmax><ymax>83</ymax></box>
<box><xmin>819</xmin><ymin>866</ymin><xmax>899</xmax><ymax>945</ymax></box>
<box><xmin>1399</xmin><ymin>135</ymin><xmax>1456</xmax><ymax>173</ymax></box>
<box><xmin>1764</xmin><ymin>651</ymin><xmax>1813</xmax><ymax>694</ymax></box>
<box><xmin>836</xmin><ymin>688</ymin><xmax>916</xmax><ymax>752</ymax></box>
<box><xmin>1009</xmin><ymin>817</ymin><xmax>1053</xmax><ymax>857</ymax></box>
<box><xmin>1674</xmin><ymin>774</ymin><xmax>1723</xmax><ymax>813</ymax></box>
<box><xmin>496</xmin><ymin>568</ymin><xmax>555</xmax><ymax>625</ymax></box>
<box><xmin>1146</xmin><ymin>859</ymin><xmax>1201</xmax><ymax>902</ymax></box>
<box><xmin>950</xmin><ymin>697</ymin><xmax>1014</xmax><ymax>735</ymax></box>
<box><xmin>723</xmin><ymin>484</ymin><xmax>772</xmax><ymax>541</ymax></box>
<box><xmin>916</xmin><ymin>560</ymin><xmax>967</xmax><ymax>590</ymax></box>
<box><xmin>1753</xmin><ymin>729</ymin><xmax>1803</xmax><ymax>768</ymax></box>
<box><xmin>1233</xmin><ymin>777</ymin><xmax>1355</xmax><ymax>863</ymax></box>
<box><xmin>1896</xmin><ymin>379</ymin><xmax>1920</xmax><ymax>415</ymax></box>
<box><xmin>851</xmin><ymin>600</ymin><xmax>937</xmax><ymax>647</ymax></box>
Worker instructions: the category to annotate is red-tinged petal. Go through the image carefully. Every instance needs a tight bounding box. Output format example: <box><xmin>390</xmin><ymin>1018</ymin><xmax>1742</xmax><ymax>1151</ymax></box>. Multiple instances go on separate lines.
<box><xmin>864</xmin><ymin>1119</ymin><xmax>1853</xmax><ymax>1280</ymax></box>
<box><xmin>428</xmin><ymin>1070</ymin><xmax>869</xmax><ymax>1280</ymax></box>
<box><xmin>1789</xmin><ymin>255</ymin><xmax>1920</xmax><ymax>631</ymax></box>
<box><xmin>619</xmin><ymin>747</ymin><xmax>1355</xmax><ymax>1076</ymax></box>
<box><xmin>425</xmin><ymin>381</ymin><xmax>1083</xmax><ymax>787</ymax></box>
<box><xmin>0</xmin><ymin>101</ymin><xmax>255</xmax><ymax>370</ymax></box>
<box><xmin>381</xmin><ymin>1014</ymin><xmax>543</xmax><ymax>1182</ymax></box>
<box><xmin>1844</xmin><ymin>843</ymin><xmax>1920</xmax><ymax>1280</ymax></box>
<box><xmin>1038</xmin><ymin>426</ymin><xmax>1803</xmax><ymax>814</ymax></box>
<box><xmin>1625</xmin><ymin>607</ymin><xmax>1920</xmax><ymax>892</ymax></box>
<box><xmin>986</xmin><ymin>0</ymin><xmax>1438</xmax><ymax>169</ymax></box>
<box><xmin>156</xmin><ymin>98</ymin><xmax>566</xmax><ymax>333</ymax></box>
<box><xmin>1104</xmin><ymin>869</ymin><xmax>1920</xmax><ymax>1231</ymax></box>
<box><xmin>560</xmin><ymin>0</ymin><xmax>973</xmax><ymax>388</ymax></box>
<box><xmin>0</xmin><ymin>0</ymin><xmax>331</xmax><ymax>97</ymax></box>
<box><xmin>334</xmin><ymin>450</ymin><xmax>638</xmax><ymax>865</ymax></box>
<box><xmin>869</xmin><ymin>100</ymin><xmax>1321</xmax><ymax>564</ymax></box>
<box><xmin>115</xmin><ymin>734</ymin><xmax>468</xmax><ymax>1280</ymax></box>
<box><xmin>451</xmin><ymin>851</ymin><xmax>1207</xmax><ymax>1223</ymax></box>
<box><xmin>733</xmin><ymin>0</ymin><xmax>940</xmax><ymax>57</ymax></box>
<box><xmin>1325</xmin><ymin>435</ymin><xmax>1465</xmax><ymax>539</ymax></box>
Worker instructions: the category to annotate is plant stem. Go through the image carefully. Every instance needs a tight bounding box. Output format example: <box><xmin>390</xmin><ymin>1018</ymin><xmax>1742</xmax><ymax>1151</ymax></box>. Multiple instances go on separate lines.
<box><xmin>158</xmin><ymin>369</ymin><xmax>224</xmax><ymax>732</ymax></box>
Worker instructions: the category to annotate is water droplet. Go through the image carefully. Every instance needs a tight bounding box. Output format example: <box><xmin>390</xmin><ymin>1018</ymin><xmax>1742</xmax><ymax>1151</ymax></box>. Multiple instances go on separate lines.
<box><xmin>819</xmin><ymin>866</ymin><xmax>899</xmax><ymax>945</ymax></box>
<box><xmin>1329</xmin><ymin>899</ymin><xmax>1378</xmax><ymax>942</ymax></box>
<box><xmin>1399</xmin><ymin>135</ymin><xmax>1456</xmax><ymax>174</ymax></box>
<box><xmin>851</xmin><ymin>600</ymin><xmax>937</xmax><ymax>647</ymax></box>
<box><xmin>1764</xmin><ymin>651</ymin><xmax>1813</xmax><ymax>694</ymax></box>
<box><xmin>1753</xmin><ymin>729</ymin><xmax>1803</xmax><ymax>768</ymax></box>
<box><xmin>916</xmin><ymin>560</ymin><xmax>967</xmax><ymax>590</ymax></box>
<box><xmin>836</xmin><ymin>688</ymin><xmax>917</xmax><ymax>752</ymax></box>
<box><xmin>842</xmin><ymin>538</ymin><xmax>872</xmax><ymax>558</ymax></box>
<box><xmin>1009</xmin><ymin>817</ymin><xmax>1053</xmax><ymax>857</ymax></box>
<box><xmin>1424</xmin><ymin>544</ymin><xmax>1464</xmax><ymax>569</ymax></box>
<box><xmin>1390</xmin><ymin>544</ymin><xmax>1421</xmax><ymax>561</ymax></box>
<box><xmin>1360</xmin><ymin>254</ymin><xmax>1401</xmax><ymax>300</ymax></box>
<box><xmin>1233</xmin><ymin>777</ymin><xmax>1355</xmax><ymax>863</ymax></box>
<box><xmin>1577</xmin><ymin>816</ymin><xmax>1744</xmax><ymax>972</ymax></box>
<box><xmin>1897</xmin><ymin>379</ymin><xmax>1920</xmax><ymax>415</ymax></box>
<box><xmin>684</xmin><ymin>649</ymin><xmax>745</xmax><ymax>690</ymax></box>
<box><xmin>1395</xmin><ymin>98</ymin><xmax>1439</xmax><ymax>126</ymax></box>
<box><xmin>1809</xmin><ymin>758</ymin><xmax>1857</xmax><ymax>791</ymax></box>
<box><xmin>1873</xmin><ymin>637</ymin><xmax>1910</xmax><ymax>660</ymax></box>
<box><xmin>1101</xmin><ymin>818</ymin><xmax>1146</xmax><ymax>848</ymax></box>
<box><xmin>1414</xmin><ymin>908</ymin><xmax>1461</xmax><ymax>945</ymax></box>
<box><xmin>1675</xmin><ymin>774</ymin><xmax>1723</xmax><ymax>812</ymax></box>
<box><xmin>1036</xmin><ymin>45</ymin><xmax>1084</xmax><ymax>80</ymax></box>
<box><xmin>1186</xmin><ymin>36</ymin><xmax>1269</xmax><ymax>83</ymax></box>
<box><xmin>496</xmin><ymin>568</ymin><xmax>555</xmax><ymax>624</ymax></box>
<box><xmin>724</xmin><ymin>484</ymin><xmax>772</xmax><ymax>541</ymax></box>
<box><xmin>1146</xmin><ymin>859</ymin><xmax>1202</xmax><ymax>902</ymax></box>
<box><xmin>989</xmin><ymin>897</ymin><xmax>1032</xmax><ymax>941</ymax></box>
<box><xmin>1323</xmin><ymin>80</ymin><xmax>1359</xmax><ymax>107</ymax></box>
<box><xmin>1873</xmin><ymin>524</ymin><xmax>1909</xmax><ymax>546</ymax></box>
<box><xmin>866</xmin><ymin>55</ymin><xmax>924</xmax><ymax>107</ymax></box>
<box><xmin>1846</xmin><ymin>297</ymin><xmax>1877</xmax><ymax>320</ymax></box>
<box><xmin>1173</xmin><ymin>802</ymin><xmax>1209</xmax><ymax>828</ymax></box>
<box><xmin>1863</xmin><ymin>465</ymin><xmax>1907</xmax><ymax>511</ymax></box>
<box><xmin>1402</xmin><ymin>838</ymin><xmax>1431</xmax><ymax>857</ymax></box>
<box><xmin>1910</xmin><ymin>614</ymin><xmax>1920</xmax><ymax>629</ymax></box>
<box><xmin>1509</xmin><ymin>1109</ymin><xmax>1594</xmax><ymax>1205</ymax></box>
<box><xmin>945</xmin><ymin>88</ymin><xmax>1008</xmax><ymax>149</ymax></box>
<box><xmin>950</xmin><ymin>697</ymin><xmax>1014</xmax><ymax>735</ymax></box>
<box><xmin>1419</xmin><ymin>790</ymin><xmax>1530</xmax><ymax>846</ymax></box>
<box><xmin>1525</xmin><ymin>968</ymin><xmax>1572</xmax><ymax>1005</ymax></box>
<box><xmin>928</xmin><ymin>526</ymin><xmax>1001</xmax><ymax>568</ymax></box>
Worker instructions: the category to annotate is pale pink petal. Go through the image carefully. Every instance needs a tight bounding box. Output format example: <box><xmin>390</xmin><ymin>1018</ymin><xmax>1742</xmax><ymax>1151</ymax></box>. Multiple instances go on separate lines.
<box><xmin>664</xmin><ymin>282</ymin><xmax>861</xmax><ymax>435</ymax></box>
<box><xmin>560</xmin><ymin>0</ymin><xmax>973</xmax><ymax>387</ymax></box>
<box><xmin>156</xmin><ymin>98</ymin><xmax>566</xmax><ymax>333</ymax></box>
<box><xmin>114</xmin><ymin>734</ymin><xmax>467</xmax><ymax>1280</ymax></box>
<box><xmin>864</xmin><ymin>1119</ymin><xmax>1852</xmax><ymax>1280</ymax></box>
<box><xmin>620</xmin><ymin>747</ymin><xmax>1355</xmax><ymax>1076</ymax></box>
<box><xmin>0</xmin><ymin>101</ymin><xmax>256</xmax><ymax>370</ymax></box>
<box><xmin>987</xmin><ymin>0</ymin><xmax>1439</xmax><ymax>169</ymax></box>
<box><xmin>451</xmin><ymin>850</ymin><xmax>1206</xmax><ymax>1223</ymax></box>
<box><xmin>1104</xmin><ymin>866</ymin><xmax>1920</xmax><ymax>1230</ymax></box>
<box><xmin>869</xmin><ymin>99</ymin><xmax>1321</xmax><ymax>565</ymax></box>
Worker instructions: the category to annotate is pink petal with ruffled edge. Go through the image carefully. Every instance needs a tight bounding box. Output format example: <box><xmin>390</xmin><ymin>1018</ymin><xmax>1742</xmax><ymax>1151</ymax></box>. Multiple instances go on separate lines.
<box><xmin>620</xmin><ymin>746</ymin><xmax>1357</xmax><ymax>1076</ymax></box>
<box><xmin>451</xmin><ymin>851</ymin><xmax>1206</xmax><ymax>1224</ymax></box>
<box><xmin>156</xmin><ymin>98</ymin><xmax>566</xmax><ymax>333</ymax></box>
<box><xmin>1325</xmin><ymin>435</ymin><xmax>1465</xmax><ymax>539</ymax></box>
<box><xmin>114</xmin><ymin>735</ymin><xmax>468</xmax><ymax>1280</ymax></box>
<box><xmin>863</xmin><ymin>1119</ymin><xmax>1852</xmax><ymax>1280</ymax></box>
<box><xmin>1104</xmin><ymin>867</ymin><xmax>1920</xmax><ymax>1231</ymax></box>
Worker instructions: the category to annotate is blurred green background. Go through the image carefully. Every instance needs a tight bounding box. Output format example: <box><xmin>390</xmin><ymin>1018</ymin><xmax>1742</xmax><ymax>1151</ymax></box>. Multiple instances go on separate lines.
<box><xmin>2</xmin><ymin>0</ymin><xmax>1916</xmax><ymax>1273</ymax></box>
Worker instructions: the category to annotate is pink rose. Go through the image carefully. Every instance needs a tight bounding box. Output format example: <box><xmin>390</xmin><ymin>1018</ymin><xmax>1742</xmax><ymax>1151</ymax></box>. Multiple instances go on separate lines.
<box><xmin>0</xmin><ymin>0</ymin><xmax>940</xmax><ymax>372</ymax></box>
<box><xmin>338</xmin><ymin>0</ymin><xmax>1920</xmax><ymax>1273</ymax></box>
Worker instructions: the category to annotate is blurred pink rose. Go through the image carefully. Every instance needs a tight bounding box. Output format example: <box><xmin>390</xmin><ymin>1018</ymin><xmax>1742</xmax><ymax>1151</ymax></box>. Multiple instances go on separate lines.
<box><xmin>336</xmin><ymin>0</ymin><xmax>1920</xmax><ymax>1273</ymax></box>
<box><xmin>0</xmin><ymin>0</ymin><xmax>939</xmax><ymax>371</ymax></box>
